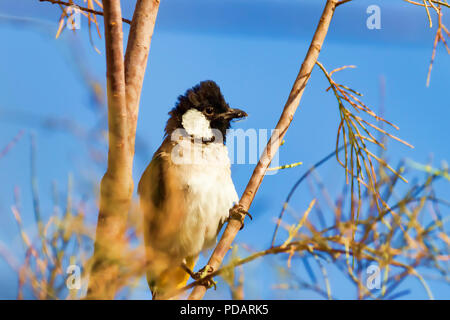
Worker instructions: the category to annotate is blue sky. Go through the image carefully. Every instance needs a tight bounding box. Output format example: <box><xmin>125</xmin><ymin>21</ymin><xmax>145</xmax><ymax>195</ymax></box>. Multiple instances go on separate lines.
<box><xmin>0</xmin><ymin>0</ymin><xmax>449</xmax><ymax>299</ymax></box>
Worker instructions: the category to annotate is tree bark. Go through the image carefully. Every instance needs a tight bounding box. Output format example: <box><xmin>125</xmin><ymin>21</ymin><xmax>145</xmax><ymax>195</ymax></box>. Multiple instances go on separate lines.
<box><xmin>125</xmin><ymin>0</ymin><xmax>160</xmax><ymax>150</ymax></box>
<box><xmin>87</xmin><ymin>0</ymin><xmax>160</xmax><ymax>299</ymax></box>
<box><xmin>188</xmin><ymin>0</ymin><xmax>339</xmax><ymax>300</ymax></box>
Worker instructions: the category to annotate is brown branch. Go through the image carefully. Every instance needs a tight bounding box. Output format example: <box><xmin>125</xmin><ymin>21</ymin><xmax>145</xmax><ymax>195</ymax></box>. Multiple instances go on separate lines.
<box><xmin>187</xmin><ymin>0</ymin><xmax>340</xmax><ymax>300</ymax></box>
<box><xmin>169</xmin><ymin>238</ymin><xmax>414</xmax><ymax>300</ymax></box>
<box><xmin>125</xmin><ymin>0</ymin><xmax>160</xmax><ymax>151</ymax></box>
<box><xmin>87</xmin><ymin>0</ymin><xmax>160</xmax><ymax>299</ymax></box>
<box><xmin>87</xmin><ymin>0</ymin><xmax>131</xmax><ymax>299</ymax></box>
<box><xmin>171</xmin><ymin>244</ymin><xmax>302</xmax><ymax>300</ymax></box>
<box><xmin>39</xmin><ymin>0</ymin><xmax>132</xmax><ymax>24</ymax></box>
<box><xmin>336</xmin><ymin>0</ymin><xmax>352</xmax><ymax>7</ymax></box>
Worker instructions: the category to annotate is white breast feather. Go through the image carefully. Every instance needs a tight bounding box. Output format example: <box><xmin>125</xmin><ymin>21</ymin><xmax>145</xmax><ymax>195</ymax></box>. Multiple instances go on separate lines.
<box><xmin>172</xmin><ymin>139</ymin><xmax>238</xmax><ymax>257</ymax></box>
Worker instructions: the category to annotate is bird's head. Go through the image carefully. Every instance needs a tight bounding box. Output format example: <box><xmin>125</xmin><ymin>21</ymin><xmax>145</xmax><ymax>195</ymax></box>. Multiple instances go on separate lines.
<box><xmin>165</xmin><ymin>80</ymin><xmax>247</xmax><ymax>143</ymax></box>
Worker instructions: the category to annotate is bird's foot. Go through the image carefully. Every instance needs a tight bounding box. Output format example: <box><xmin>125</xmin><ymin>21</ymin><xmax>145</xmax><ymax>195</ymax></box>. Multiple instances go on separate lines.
<box><xmin>181</xmin><ymin>261</ymin><xmax>197</xmax><ymax>278</ymax></box>
<box><xmin>228</xmin><ymin>204</ymin><xmax>253</xmax><ymax>230</ymax></box>
<box><xmin>193</xmin><ymin>265</ymin><xmax>217</xmax><ymax>290</ymax></box>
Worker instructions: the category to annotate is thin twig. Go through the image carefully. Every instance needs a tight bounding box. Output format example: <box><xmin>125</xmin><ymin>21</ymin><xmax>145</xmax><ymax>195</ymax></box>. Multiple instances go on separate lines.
<box><xmin>39</xmin><ymin>0</ymin><xmax>131</xmax><ymax>24</ymax></box>
<box><xmin>271</xmin><ymin>146</ymin><xmax>345</xmax><ymax>248</ymax></box>
<box><xmin>336</xmin><ymin>0</ymin><xmax>353</xmax><ymax>7</ymax></box>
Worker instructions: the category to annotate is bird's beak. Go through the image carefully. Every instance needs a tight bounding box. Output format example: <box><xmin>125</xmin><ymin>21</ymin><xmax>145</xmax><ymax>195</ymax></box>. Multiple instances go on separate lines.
<box><xmin>221</xmin><ymin>108</ymin><xmax>248</xmax><ymax>121</ymax></box>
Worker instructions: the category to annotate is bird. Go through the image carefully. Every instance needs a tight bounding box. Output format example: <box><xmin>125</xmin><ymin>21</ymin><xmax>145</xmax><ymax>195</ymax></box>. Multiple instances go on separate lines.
<box><xmin>138</xmin><ymin>80</ymin><xmax>248</xmax><ymax>299</ymax></box>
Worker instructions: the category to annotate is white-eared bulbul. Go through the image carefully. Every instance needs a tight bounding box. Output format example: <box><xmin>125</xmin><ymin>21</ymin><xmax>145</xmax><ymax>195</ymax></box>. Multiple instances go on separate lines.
<box><xmin>138</xmin><ymin>80</ymin><xmax>248</xmax><ymax>299</ymax></box>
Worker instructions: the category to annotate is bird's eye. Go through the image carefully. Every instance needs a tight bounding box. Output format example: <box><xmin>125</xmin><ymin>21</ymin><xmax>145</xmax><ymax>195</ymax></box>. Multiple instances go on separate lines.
<box><xmin>204</xmin><ymin>107</ymin><xmax>214</xmax><ymax>115</ymax></box>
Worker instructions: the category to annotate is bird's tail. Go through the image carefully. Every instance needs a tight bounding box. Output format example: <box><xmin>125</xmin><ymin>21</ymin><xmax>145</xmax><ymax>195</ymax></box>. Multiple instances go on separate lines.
<box><xmin>150</xmin><ymin>255</ymin><xmax>198</xmax><ymax>300</ymax></box>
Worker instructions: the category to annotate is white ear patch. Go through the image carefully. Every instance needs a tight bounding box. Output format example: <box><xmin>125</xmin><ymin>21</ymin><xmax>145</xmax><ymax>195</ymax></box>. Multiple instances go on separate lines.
<box><xmin>181</xmin><ymin>109</ymin><xmax>213</xmax><ymax>139</ymax></box>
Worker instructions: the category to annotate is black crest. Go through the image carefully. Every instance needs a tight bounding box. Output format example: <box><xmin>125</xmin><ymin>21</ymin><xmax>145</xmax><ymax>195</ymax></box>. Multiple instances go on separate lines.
<box><xmin>164</xmin><ymin>80</ymin><xmax>235</xmax><ymax>141</ymax></box>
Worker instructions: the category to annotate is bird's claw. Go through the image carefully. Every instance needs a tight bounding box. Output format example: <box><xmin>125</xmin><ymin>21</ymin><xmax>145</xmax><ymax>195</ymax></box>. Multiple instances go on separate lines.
<box><xmin>228</xmin><ymin>204</ymin><xmax>252</xmax><ymax>230</ymax></box>
<box><xmin>193</xmin><ymin>265</ymin><xmax>217</xmax><ymax>290</ymax></box>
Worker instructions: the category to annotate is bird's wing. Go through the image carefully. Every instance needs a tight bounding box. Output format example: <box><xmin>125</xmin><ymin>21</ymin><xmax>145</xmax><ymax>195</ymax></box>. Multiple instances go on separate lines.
<box><xmin>138</xmin><ymin>147</ymin><xmax>169</xmax><ymax>290</ymax></box>
<box><xmin>138</xmin><ymin>141</ymin><xmax>192</xmax><ymax>297</ymax></box>
<box><xmin>138</xmin><ymin>146</ymin><xmax>169</xmax><ymax>246</ymax></box>
<box><xmin>138</xmin><ymin>151</ymin><xmax>165</xmax><ymax>210</ymax></box>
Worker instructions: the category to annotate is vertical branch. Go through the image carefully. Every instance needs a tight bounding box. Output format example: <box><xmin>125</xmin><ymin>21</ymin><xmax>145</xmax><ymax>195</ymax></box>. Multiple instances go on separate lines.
<box><xmin>188</xmin><ymin>0</ymin><xmax>339</xmax><ymax>300</ymax></box>
<box><xmin>87</xmin><ymin>0</ymin><xmax>131</xmax><ymax>299</ymax></box>
<box><xmin>125</xmin><ymin>0</ymin><xmax>160</xmax><ymax>151</ymax></box>
<box><xmin>87</xmin><ymin>0</ymin><xmax>160</xmax><ymax>299</ymax></box>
